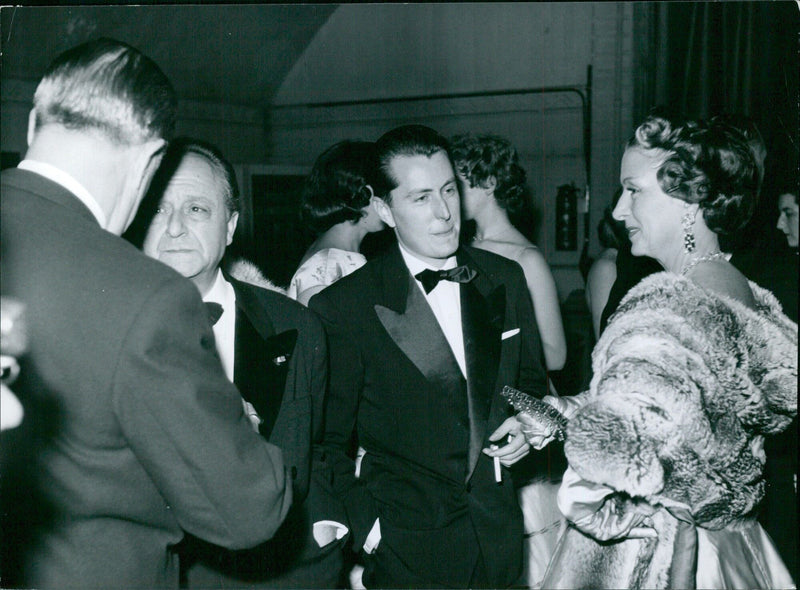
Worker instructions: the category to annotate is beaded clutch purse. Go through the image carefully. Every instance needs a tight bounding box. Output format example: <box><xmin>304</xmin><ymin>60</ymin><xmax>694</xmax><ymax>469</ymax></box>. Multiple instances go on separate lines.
<box><xmin>501</xmin><ymin>385</ymin><xmax>568</xmax><ymax>441</ymax></box>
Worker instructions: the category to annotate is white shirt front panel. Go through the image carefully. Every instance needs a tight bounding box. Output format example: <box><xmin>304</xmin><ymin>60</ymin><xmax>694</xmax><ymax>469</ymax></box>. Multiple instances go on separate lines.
<box><xmin>202</xmin><ymin>270</ymin><xmax>237</xmax><ymax>382</ymax></box>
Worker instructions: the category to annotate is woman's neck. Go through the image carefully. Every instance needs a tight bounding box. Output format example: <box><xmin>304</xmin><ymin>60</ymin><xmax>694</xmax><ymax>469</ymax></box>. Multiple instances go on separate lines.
<box><xmin>472</xmin><ymin>203</ymin><xmax>517</xmax><ymax>243</ymax></box>
<box><xmin>661</xmin><ymin>229</ymin><xmax>723</xmax><ymax>275</ymax></box>
<box><xmin>309</xmin><ymin>221</ymin><xmax>366</xmax><ymax>256</ymax></box>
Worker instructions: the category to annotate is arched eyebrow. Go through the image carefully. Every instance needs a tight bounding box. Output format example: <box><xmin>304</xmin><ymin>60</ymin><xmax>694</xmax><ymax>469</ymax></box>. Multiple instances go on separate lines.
<box><xmin>440</xmin><ymin>177</ymin><xmax>457</xmax><ymax>191</ymax></box>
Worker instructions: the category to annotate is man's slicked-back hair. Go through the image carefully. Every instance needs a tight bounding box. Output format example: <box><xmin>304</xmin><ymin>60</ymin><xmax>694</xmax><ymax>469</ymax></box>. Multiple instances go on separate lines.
<box><xmin>33</xmin><ymin>37</ymin><xmax>177</xmax><ymax>145</ymax></box>
<box><xmin>370</xmin><ymin>124</ymin><xmax>451</xmax><ymax>203</ymax></box>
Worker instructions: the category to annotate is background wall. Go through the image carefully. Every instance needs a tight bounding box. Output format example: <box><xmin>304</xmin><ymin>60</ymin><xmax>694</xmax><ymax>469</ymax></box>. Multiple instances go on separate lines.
<box><xmin>0</xmin><ymin>79</ymin><xmax>266</xmax><ymax>165</ymax></box>
<box><xmin>0</xmin><ymin>3</ymin><xmax>635</xmax><ymax>298</ymax></box>
<box><xmin>266</xmin><ymin>3</ymin><xmax>634</xmax><ymax>295</ymax></box>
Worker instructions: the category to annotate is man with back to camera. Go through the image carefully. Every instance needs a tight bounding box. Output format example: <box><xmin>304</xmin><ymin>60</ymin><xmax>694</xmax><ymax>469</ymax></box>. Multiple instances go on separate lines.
<box><xmin>139</xmin><ymin>137</ymin><xmax>348</xmax><ymax>588</ymax></box>
<box><xmin>309</xmin><ymin>124</ymin><xmax>548</xmax><ymax>588</ymax></box>
<box><xmin>0</xmin><ymin>39</ymin><xmax>291</xmax><ymax>589</ymax></box>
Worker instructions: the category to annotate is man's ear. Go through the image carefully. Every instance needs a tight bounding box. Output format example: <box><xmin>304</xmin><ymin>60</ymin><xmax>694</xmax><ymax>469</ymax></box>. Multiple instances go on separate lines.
<box><xmin>226</xmin><ymin>211</ymin><xmax>239</xmax><ymax>246</ymax></box>
<box><xmin>27</xmin><ymin>109</ymin><xmax>37</xmax><ymax>146</ymax></box>
<box><xmin>372</xmin><ymin>196</ymin><xmax>396</xmax><ymax>228</ymax></box>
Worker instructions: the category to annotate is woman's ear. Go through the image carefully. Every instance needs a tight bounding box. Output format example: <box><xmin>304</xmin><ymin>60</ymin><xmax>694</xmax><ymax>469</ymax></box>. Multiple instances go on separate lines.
<box><xmin>484</xmin><ymin>176</ymin><xmax>497</xmax><ymax>192</ymax></box>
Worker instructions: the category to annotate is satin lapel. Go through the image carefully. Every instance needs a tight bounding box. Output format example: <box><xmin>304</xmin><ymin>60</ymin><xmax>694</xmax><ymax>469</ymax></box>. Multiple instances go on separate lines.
<box><xmin>459</xmin><ymin>252</ymin><xmax>506</xmax><ymax>481</ymax></box>
<box><xmin>374</xmin><ymin>273</ymin><xmax>464</xmax><ymax>391</ymax></box>
<box><xmin>231</xmin><ymin>282</ymin><xmax>298</xmax><ymax>440</ymax></box>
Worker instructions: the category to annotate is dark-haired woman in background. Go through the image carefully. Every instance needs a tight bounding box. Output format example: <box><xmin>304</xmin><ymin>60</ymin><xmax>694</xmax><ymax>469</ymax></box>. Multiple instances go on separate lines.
<box><xmin>585</xmin><ymin>190</ymin><xmax>628</xmax><ymax>341</ymax></box>
<box><xmin>450</xmin><ymin>134</ymin><xmax>566</xmax><ymax>372</ymax></box>
<box><xmin>288</xmin><ymin>141</ymin><xmax>384</xmax><ymax>306</ymax></box>
<box><xmin>519</xmin><ymin>115</ymin><xmax>796</xmax><ymax>589</ymax></box>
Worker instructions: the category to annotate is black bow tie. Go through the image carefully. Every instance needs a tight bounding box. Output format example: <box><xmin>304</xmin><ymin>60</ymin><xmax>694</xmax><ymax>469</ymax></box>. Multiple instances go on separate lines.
<box><xmin>205</xmin><ymin>301</ymin><xmax>224</xmax><ymax>325</ymax></box>
<box><xmin>414</xmin><ymin>265</ymin><xmax>477</xmax><ymax>294</ymax></box>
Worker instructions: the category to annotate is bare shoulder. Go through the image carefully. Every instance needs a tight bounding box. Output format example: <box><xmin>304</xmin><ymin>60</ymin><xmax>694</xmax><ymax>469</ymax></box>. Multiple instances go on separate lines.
<box><xmin>515</xmin><ymin>245</ymin><xmax>550</xmax><ymax>273</ymax></box>
<box><xmin>587</xmin><ymin>256</ymin><xmax>617</xmax><ymax>284</ymax></box>
<box><xmin>692</xmin><ymin>261</ymin><xmax>757</xmax><ymax>309</ymax></box>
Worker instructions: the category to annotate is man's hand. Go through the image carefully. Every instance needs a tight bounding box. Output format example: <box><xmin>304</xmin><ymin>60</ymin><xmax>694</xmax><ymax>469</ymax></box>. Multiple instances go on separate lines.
<box><xmin>483</xmin><ymin>416</ymin><xmax>531</xmax><ymax>466</ymax></box>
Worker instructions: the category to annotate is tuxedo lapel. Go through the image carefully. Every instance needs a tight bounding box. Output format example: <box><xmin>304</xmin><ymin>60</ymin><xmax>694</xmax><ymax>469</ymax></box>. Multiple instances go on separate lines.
<box><xmin>231</xmin><ymin>280</ymin><xmax>298</xmax><ymax>440</ymax></box>
<box><xmin>373</xmin><ymin>248</ymin><xmax>467</xmax><ymax>424</ymax></box>
<box><xmin>374</xmin><ymin>273</ymin><xmax>464</xmax><ymax>391</ymax></box>
<box><xmin>459</xmin><ymin>250</ymin><xmax>506</xmax><ymax>481</ymax></box>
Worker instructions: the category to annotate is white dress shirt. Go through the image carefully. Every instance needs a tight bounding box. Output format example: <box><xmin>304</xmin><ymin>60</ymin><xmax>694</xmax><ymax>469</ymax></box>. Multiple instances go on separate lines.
<box><xmin>18</xmin><ymin>160</ymin><xmax>108</xmax><ymax>229</ymax></box>
<box><xmin>202</xmin><ymin>271</ymin><xmax>261</xmax><ymax>429</ymax></box>
<box><xmin>398</xmin><ymin>244</ymin><xmax>467</xmax><ymax>378</ymax></box>
<box><xmin>202</xmin><ymin>270</ymin><xmax>237</xmax><ymax>382</ymax></box>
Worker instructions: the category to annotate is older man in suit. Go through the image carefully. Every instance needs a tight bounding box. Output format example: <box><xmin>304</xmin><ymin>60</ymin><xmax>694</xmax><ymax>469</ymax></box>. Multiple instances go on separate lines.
<box><xmin>0</xmin><ymin>39</ymin><xmax>291</xmax><ymax>589</ymax></box>
<box><xmin>310</xmin><ymin>125</ymin><xmax>548</xmax><ymax>588</ymax></box>
<box><xmin>140</xmin><ymin>138</ymin><xmax>347</xmax><ymax>588</ymax></box>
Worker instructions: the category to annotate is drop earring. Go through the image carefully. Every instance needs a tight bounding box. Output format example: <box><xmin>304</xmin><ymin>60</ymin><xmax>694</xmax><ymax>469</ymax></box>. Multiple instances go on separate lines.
<box><xmin>682</xmin><ymin>203</ymin><xmax>696</xmax><ymax>253</ymax></box>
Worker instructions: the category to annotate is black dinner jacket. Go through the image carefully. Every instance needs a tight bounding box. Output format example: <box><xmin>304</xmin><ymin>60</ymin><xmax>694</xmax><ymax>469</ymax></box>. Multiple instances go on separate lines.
<box><xmin>310</xmin><ymin>244</ymin><xmax>547</xmax><ymax>588</ymax></box>
<box><xmin>229</xmin><ymin>275</ymin><xmax>321</xmax><ymax>500</ymax></box>
<box><xmin>183</xmin><ymin>275</ymin><xmax>346</xmax><ymax>587</ymax></box>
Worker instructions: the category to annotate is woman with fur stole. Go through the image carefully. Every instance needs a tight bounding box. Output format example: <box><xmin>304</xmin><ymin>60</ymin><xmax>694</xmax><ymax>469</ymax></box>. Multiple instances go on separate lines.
<box><xmin>519</xmin><ymin>115</ymin><xmax>797</xmax><ymax>589</ymax></box>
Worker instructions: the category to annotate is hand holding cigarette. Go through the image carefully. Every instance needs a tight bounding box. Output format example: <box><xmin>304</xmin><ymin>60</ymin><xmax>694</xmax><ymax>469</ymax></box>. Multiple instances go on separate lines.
<box><xmin>482</xmin><ymin>416</ymin><xmax>532</xmax><ymax>474</ymax></box>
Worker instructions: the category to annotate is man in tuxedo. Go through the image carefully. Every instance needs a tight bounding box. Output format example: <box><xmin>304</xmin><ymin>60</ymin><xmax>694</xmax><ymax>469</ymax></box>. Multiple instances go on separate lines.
<box><xmin>141</xmin><ymin>138</ymin><xmax>347</xmax><ymax>588</ymax></box>
<box><xmin>0</xmin><ymin>39</ymin><xmax>291</xmax><ymax>589</ymax></box>
<box><xmin>310</xmin><ymin>125</ymin><xmax>548</xmax><ymax>588</ymax></box>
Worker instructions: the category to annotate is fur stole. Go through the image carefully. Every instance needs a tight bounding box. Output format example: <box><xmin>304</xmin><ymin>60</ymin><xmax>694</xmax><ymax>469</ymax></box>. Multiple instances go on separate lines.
<box><xmin>225</xmin><ymin>258</ymin><xmax>286</xmax><ymax>295</ymax></box>
<box><xmin>544</xmin><ymin>272</ymin><xmax>797</xmax><ymax>589</ymax></box>
<box><xmin>569</xmin><ymin>272</ymin><xmax>797</xmax><ymax>529</ymax></box>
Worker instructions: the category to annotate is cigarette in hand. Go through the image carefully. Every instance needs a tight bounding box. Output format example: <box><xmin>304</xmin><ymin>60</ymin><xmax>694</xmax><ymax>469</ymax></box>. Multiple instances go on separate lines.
<box><xmin>490</xmin><ymin>444</ymin><xmax>502</xmax><ymax>483</ymax></box>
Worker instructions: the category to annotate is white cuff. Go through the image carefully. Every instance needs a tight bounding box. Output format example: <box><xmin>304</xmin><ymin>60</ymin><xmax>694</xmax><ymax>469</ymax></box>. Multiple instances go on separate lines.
<box><xmin>363</xmin><ymin>518</ymin><xmax>381</xmax><ymax>554</ymax></box>
<box><xmin>312</xmin><ymin>520</ymin><xmax>349</xmax><ymax>548</ymax></box>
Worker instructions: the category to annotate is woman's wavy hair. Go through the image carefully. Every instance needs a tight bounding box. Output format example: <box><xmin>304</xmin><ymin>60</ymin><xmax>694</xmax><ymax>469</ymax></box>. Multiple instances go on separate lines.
<box><xmin>629</xmin><ymin>115</ymin><xmax>761</xmax><ymax>236</ymax></box>
<box><xmin>301</xmin><ymin>140</ymin><xmax>377</xmax><ymax>235</ymax></box>
<box><xmin>449</xmin><ymin>133</ymin><xmax>530</xmax><ymax>217</ymax></box>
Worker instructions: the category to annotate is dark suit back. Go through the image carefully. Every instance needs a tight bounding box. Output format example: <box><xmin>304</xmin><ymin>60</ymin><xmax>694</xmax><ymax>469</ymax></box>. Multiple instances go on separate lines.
<box><xmin>1</xmin><ymin>169</ymin><xmax>290</xmax><ymax>589</ymax></box>
<box><xmin>310</xmin><ymin>245</ymin><xmax>547</xmax><ymax>588</ymax></box>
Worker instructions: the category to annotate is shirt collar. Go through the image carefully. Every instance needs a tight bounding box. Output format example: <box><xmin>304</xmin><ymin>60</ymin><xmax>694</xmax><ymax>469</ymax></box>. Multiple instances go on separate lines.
<box><xmin>398</xmin><ymin>242</ymin><xmax>458</xmax><ymax>276</ymax></box>
<box><xmin>18</xmin><ymin>159</ymin><xmax>108</xmax><ymax>228</ymax></box>
<box><xmin>202</xmin><ymin>269</ymin><xmax>235</xmax><ymax>307</ymax></box>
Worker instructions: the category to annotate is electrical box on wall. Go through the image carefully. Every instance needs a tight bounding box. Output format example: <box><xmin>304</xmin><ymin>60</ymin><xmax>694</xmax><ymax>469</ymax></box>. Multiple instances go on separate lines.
<box><xmin>555</xmin><ymin>182</ymin><xmax>580</xmax><ymax>251</ymax></box>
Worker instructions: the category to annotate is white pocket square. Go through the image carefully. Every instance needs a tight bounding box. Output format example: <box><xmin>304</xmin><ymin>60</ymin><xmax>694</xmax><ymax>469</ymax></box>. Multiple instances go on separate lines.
<box><xmin>501</xmin><ymin>328</ymin><xmax>520</xmax><ymax>340</ymax></box>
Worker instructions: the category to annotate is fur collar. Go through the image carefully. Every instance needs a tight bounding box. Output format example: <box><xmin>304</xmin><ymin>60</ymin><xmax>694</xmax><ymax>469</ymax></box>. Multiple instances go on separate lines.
<box><xmin>225</xmin><ymin>258</ymin><xmax>286</xmax><ymax>295</ymax></box>
<box><xmin>567</xmin><ymin>271</ymin><xmax>798</xmax><ymax>530</ymax></box>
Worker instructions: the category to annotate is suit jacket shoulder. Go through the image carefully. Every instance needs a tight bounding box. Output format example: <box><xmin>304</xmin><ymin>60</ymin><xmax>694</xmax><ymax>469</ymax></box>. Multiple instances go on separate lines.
<box><xmin>461</xmin><ymin>244</ymin><xmax>528</xmax><ymax>286</ymax></box>
<box><xmin>229</xmin><ymin>274</ymin><xmax>325</xmax><ymax>338</ymax></box>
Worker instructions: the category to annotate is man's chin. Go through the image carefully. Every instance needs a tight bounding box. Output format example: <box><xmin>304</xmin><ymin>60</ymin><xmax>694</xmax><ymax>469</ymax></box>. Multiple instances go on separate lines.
<box><xmin>157</xmin><ymin>254</ymin><xmax>201</xmax><ymax>278</ymax></box>
<box><xmin>431</xmin><ymin>242</ymin><xmax>459</xmax><ymax>261</ymax></box>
